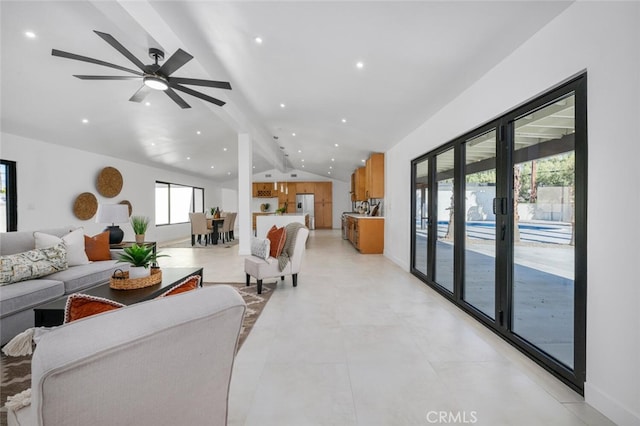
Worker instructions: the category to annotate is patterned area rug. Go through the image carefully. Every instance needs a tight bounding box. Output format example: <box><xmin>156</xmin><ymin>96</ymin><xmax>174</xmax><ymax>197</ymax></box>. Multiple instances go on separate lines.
<box><xmin>0</xmin><ymin>281</ymin><xmax>274</xmax><ymax>425</ymax></box>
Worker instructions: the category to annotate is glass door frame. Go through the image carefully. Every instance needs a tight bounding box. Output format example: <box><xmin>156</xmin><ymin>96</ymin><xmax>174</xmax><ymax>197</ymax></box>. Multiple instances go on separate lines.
<box><xmin>410</xmin><ymin>73</ymin><xmax>587</xmax><ymax>393</ymax></box>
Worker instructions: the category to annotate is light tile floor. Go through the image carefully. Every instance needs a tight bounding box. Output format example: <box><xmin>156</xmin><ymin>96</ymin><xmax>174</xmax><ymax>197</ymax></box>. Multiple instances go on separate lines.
<box><xmin>159</xmin><ymin>230</ymin><xmax>613</xmax><ymax>426</ymax></box>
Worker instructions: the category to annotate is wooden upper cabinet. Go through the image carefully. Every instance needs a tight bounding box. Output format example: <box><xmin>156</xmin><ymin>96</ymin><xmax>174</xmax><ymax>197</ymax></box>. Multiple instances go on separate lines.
<box><xmin>253</xmin><ymin>182</ymin><xmax>275</xmax><ymax>198</ymax></box>
<box><xmin>365</xmin><ymin>153</ymin><xmax>384</xmax><ymax>199</ymax></box>
<box><xmin>354</xmin><ymin>167</ymin><xmax>366</xmax><ymax>201</ymax></box>
<box><xmin>297</xmin><ymin>181</ymin><xmax>315</xmax><ymax>194</ymax></box>
<box><xmin>286</xmin><ymin>183</ymin><xmax>296</xmax><ymax>203</ymax></box>
<box><xmin>315</xmin><ymin>182</ymin><xmax>332</xmax><ymax>203</ymax></box>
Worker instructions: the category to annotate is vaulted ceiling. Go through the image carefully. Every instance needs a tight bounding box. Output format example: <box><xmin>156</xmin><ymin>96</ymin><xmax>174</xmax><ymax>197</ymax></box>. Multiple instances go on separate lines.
<box><xmin>0</xmin><ymin>1</ymin><xmax>572</xmax><ymax>182</ymax></box>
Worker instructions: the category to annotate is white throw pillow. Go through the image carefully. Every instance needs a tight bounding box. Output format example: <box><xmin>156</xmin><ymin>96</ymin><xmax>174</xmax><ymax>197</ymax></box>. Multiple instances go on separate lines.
<box><xmin>34</xmin><ymin>228</ymin><xmax>89</xmax><ymax>266</ymax></box>
<box><xmin>250</xmin><ymin>238</ymin><xmax>271</xmax><ymax>260</ymax></box>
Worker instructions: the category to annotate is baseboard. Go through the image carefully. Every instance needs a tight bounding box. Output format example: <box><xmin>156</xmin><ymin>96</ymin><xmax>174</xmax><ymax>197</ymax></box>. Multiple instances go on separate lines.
<box><xmin>384</xmin><ymin>251</ymin><xmax>409</xmax><ymax>271</ymax></box>
<box><xmin>585</xmin><ymin>382</ymin><xmax>640</xmax><ymax>426</ymax></box>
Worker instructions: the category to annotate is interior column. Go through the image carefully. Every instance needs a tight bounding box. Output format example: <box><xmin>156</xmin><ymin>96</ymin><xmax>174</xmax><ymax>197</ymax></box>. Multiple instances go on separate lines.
<box><xmin>237</xmin><ymin>133</ymin><xmax>252</xmax><ymax>255</ymax></box>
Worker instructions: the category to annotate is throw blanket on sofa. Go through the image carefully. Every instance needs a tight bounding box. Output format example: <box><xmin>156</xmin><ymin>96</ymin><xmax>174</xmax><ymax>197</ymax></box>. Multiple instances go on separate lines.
<box><xmin>277</xmin><ymin>222</ymin><xmax>306</xmax><ymax>271</ymax></box>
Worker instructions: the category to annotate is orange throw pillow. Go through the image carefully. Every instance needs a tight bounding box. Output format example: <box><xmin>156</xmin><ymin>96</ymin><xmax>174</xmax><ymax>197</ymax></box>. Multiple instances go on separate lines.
<box><xmin>84</xmin><ymin>231</ymin><xmax>111</xmax><ymax>261</ymax></box>
<box><xmin>64</xmin><ymin>294</ymin><xmax>124</xmax><ymax>323</ymax></box>
<box><xmin>267</xmin><ymin>225</ymin><xmax>287</xmax><ymax>258</ymax></box>
<box><xmin>158</xmin><ymin>275</ymin><xmax>201</xmax><ymax>298</ymax></box>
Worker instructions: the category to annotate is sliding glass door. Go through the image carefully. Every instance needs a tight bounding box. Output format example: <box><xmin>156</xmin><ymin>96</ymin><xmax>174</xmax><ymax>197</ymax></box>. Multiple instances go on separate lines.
<box><xmin>410</xmin><ymin>75</ymin><xmax>586</xmax><ymax>392</ymax></box>
<box><xmin>435</xmin><ymin>148</ymin><xmax>455</xmax><ymax>292</ymax></box>
<box><xmin>463</xmin><ymin>130</ymin><xmax>497</xmax><ymax>319</ymax></box>
<box><xmin>511</xmin><ymin>93</ymin><xmax>577</xmax><ymax>369</ymax></box>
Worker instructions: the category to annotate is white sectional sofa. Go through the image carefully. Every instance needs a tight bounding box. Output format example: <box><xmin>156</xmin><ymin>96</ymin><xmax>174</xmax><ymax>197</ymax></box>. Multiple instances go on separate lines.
<box><xmin>0</xmin><ymin>227</ymin><xmax>125</xmax><ymax>345</ymax></box>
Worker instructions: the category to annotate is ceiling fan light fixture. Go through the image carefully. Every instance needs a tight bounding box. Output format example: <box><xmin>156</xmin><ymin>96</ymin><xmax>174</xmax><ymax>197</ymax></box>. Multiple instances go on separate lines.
<box><xmin>143</xmin><ymin>75</ymin><xmax>169</xmax><ymax>91</ymax></box>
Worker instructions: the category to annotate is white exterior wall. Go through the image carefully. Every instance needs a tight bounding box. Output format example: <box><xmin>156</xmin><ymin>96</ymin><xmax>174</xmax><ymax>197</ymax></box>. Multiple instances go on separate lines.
<box><xmin>0</xmin><ymin>132</ymin><xmax>221</xmax><ymax>243</ymax></box>
<box><xmin>385</xmin><ymin>3</ymin><xmax>639</xmax><ymax>425</ymax></box>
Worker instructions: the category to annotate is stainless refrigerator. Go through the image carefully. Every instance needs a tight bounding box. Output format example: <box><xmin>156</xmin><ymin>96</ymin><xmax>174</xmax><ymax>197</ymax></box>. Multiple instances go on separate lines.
<box><xmin>296</xmin><ymin>194</ymin><xmax>315</xmax><ymax>229</ymax></box>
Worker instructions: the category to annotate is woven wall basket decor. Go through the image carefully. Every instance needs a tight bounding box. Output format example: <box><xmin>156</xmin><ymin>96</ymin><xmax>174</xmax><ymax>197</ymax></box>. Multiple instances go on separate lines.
<box><xmin>73</xmin><ymin>192</ymin><xmax>98</xmax><ymax>220</ymax></box>
<box><xmin>96</xmin><ymin>166</ymin><xmax>123</xmax><ymax>198</ymax></box>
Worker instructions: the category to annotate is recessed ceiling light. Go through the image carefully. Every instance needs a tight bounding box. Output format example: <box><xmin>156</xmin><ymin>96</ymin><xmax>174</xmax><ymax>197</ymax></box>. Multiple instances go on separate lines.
<box><xmin>334</xmin><ymin>143</ymin><xmax>339</xmax><ymax>147</ymax></box>
<box><xmin>187</xmin><ymin>157</ymin><xmax>191</xmax><ymax>160</ymax></box>
<box><xmin>328</xmin><ymin>171</ymin><xmax>331</xmax><ymax>175</ymax></box>
<box><xmin>298</xmin><ymin>150</ymin><xmax>302</xmax><ymax>153</ymax></box>
<box><xmin>223</xmin><ymin>147</ymin><xmax>227</xmax><ymax>151</ymax></box>
<box><xmin>356</xmin><ymin>61</ymin><xmax>364</xmax><ymax>69</ymax></box>
<box><xmin>361</xmin><ymin>159</ymin><xmax>366</xmax><ymax>163</ymax></box>
<box><xmin>81</xmin><ymin>119</ymin><xmax>89</xmax><ymax>124</ymax></box>
<box><xmin>292</xmin><ymin>133</ymin><xmax>296</xmax><ymax>137</ymax></box>
<box><xmin>301</xmin><ymin>159</ymin><xmax>305</xmax><ymax>162</ymax></box>
<box><xmin>253</xmin><ymin>166</ymin><xmax>255</xmax><ymax>169</ymax></box>
<box><xmin>342</xmin><ymin>118</ymin><xmax>347</xmax><ymax>123</ymax></box>
<box><xmin>24</xmin><ymin>31</ymin><xmax>36</xmax><ymax>39</ymax></box>
<box><xmin>196</xmin><ymin>130</ymin><xmax>201</xmax><ymax>135</ymax></box>
<box><xmin>331</xmin><ymin>158</ymin><xmax>335</xmax><ymax>162</ymax></box>
<box><xmin>151</xmin><ymin>143</ymin><xmax>156</xmax><ymax>146</ymax></box>
<box><xmin>227</xmin><ymin>172</ymin><xmax>231</xmax><ymax>175</ymax></box>
<box><xmin>280</xmin><ymin>103</ymin><xmax>286</xmax><ymax>108</ymax></box>
<box><xmin>145</xmin><ymin>102</ymin><xmax>151</xmax><ymax>106</ymax></box>
<box><xmin>210</xmin><ymin>165</ymin><xmax>215</xmax><ymax>169</ymax></box>
<box><xmin>254</xmin><ymin>36</ymin><xmax>263</xmax><ymax>44</ymax></box>
<box><xmin>329</xmin><ymin>166</ymin><xmax>333</xmax><ymax>169</ymax></box>
<box><xmin>302</xmin><ymin>165</ymin><xmax>305</xmax><ymax>168</ymax></box>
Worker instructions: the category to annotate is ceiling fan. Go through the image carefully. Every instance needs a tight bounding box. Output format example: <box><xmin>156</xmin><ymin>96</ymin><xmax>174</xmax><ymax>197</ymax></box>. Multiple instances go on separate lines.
<box><xmin>52</xmin><ymin>30</ymin><xmax>232</xmax><ymax>109</ymax></box>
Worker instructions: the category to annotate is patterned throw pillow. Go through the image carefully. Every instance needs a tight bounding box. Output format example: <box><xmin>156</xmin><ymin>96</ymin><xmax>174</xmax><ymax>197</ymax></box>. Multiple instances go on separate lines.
<box><xmin>250</xmin><ymin>238</ymin><xmax>271</xmax><ymax>260</ymax></box>
<box><xmin>266</xmin><ymin>225</ymin><xmax>287</xmax><ymax>258</ymax></box>
<box><xmin>64</xmin><ymin>293</ymin><xmax>125</xmax><ymax>323</ymax></box>
<box><xmin>34</xmin><ymin>228</ymin><xmax>89</xmax><ymax>267</ymax></box>
<box><xmin>84</xmin><ymin>231</ymin><xmax>112</xmax><ymax>261</ymax></box>
<box><xmin>0</xmin><ymin>243</ymin><xmax>68</xmax><ymax>285</ymax></box>
<box><xmin>157</xmin><ymin>275</ymin><xmax>201</xmax><ymax>298</ymax></box>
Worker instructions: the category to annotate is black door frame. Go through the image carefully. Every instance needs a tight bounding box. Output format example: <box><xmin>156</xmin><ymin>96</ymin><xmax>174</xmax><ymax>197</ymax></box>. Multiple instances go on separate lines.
<box><xmin>410</xmin><ymin>73</ymin><xmax>587</xmax><ymax>393</ymax></box>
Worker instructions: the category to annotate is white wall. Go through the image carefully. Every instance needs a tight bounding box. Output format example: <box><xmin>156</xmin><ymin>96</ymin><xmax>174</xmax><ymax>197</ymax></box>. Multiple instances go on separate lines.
<box><xmin>0</xmin><ymin>132</ymin><xmax>222</xmax><ymax>243</ymax></box>
<box><xmin>385</xmin><ymin>3</ymin><xmax>639</xmax><ymax>425</ymax></box>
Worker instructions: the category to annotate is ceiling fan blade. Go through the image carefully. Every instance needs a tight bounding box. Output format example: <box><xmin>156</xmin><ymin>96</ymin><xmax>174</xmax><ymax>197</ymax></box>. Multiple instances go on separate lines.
<box><xmin>129</xmin><ymin>85</ymin><xmax>152</xmax><ymax>103</ymax></box>
<box><xmin>158</xmin><ymin>49</ymin><xmax>193</xmax><ymax>77</ymax></box>
<box><xmin>164</xmin><ymin>88</ymin><xmax>191</xmax><ymax>109</ymax></box>
<box><xmin>169</xmin><ymin>77</ymin><xmax>232</xmax><ymax>90</ymax></box>
<box><xmin>52</xmin><ymin>49</ymin><xmax>143</xmax><ymax>76</ymax></box>
<box><xmin>93</xmin><ymin>31</ymin><xmax>147</xmax><ymax>72</ymax></box>
<box><xmin>171</xmin><ymin>84</ymin><xmax>226</xmax><ymax>107</ymax></box>
<box><xmin>74</xmin><ymin>75</ymin><xmax>141</xmax><ymax>80</ymax></box>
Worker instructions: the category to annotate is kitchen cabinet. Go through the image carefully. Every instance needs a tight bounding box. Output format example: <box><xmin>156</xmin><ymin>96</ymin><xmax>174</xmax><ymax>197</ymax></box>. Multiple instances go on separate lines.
<box><xmin>346</xmin><ymin>215</ymin><xmax>384</xmax><ymax>254</ymax></box>
<box><xmin>297</xmin><ymin>181</ymin><xmax>315</xmax><ymax>194</ymax></box>
<box><xmin>354</xmin><ymin>167</ymin><xmax>366</xmax><ymax>201</ymax></box>
<box><xmin>253</xmin><ymin>182</ymin><xmax>275</xmax><ymax>198</ymax></box>
<box><xmin>365</xmin><ymin>153</ymin><xmax>384</xmax><ymax>199</ymax></box>
<box><xmin>286</xmin><ymin>183</ymin><xmax>297</xmax><ymax>213</ymax></box>
<box><xmin>314</xmin><ymin>182</ymin><xmax>332</xmax><ymax>203</ymax></box>
<box><xmin>313</xmin><ymin>182</ymin><xmax>332</xmax><ymax>229</ymax></box>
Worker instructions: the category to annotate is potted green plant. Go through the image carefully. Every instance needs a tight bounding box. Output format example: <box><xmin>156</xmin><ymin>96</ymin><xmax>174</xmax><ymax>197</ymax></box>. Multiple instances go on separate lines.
<box><xmin>117</xmin><ymin>244</ymin><xmax>168</xmax><ymax>279</ymax></box>
<box><xmin>130</xmin><ymin>215</ymin><xmax>150</xmax><ymax>244</ymax></box>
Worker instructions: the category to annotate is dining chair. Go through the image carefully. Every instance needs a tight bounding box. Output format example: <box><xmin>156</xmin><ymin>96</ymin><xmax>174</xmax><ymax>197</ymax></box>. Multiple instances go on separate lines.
<box><xmin>219</xmin><ymin>213</ymin><xmax>233</xmax><ymax>243</ymax></box>
<box><xmin>228</xmin><ymin>212</ymin><xmax>237</xmax><ymax>240</ymax></box>
<box><xmin>189</xmin><ymin>212</ymin><xmax>211</xmax><ymax>246</ymax></box>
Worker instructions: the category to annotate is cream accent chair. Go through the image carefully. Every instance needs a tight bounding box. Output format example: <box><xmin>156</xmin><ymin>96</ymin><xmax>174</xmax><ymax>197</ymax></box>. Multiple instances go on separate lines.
<box><xmin>7</xmin><ymin>286</ymin><xmax>246</xmax><ymax>426</ymax></box>
<box><xmin>189</xmin><ymin>212</ymin><xmax>211</xmax><ymax>245</ymax></box>
<box><xmin>245</xmin><ymin>227</ymin><xmax>309</xmax><ymax>294</ymax></box>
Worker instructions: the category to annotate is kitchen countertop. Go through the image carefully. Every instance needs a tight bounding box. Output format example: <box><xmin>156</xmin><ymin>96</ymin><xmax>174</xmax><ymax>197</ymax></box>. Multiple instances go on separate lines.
<box><xmin>344</xmin><ymin>213</ymin><xmax>384</xmax><ymax>219</ymax></box>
